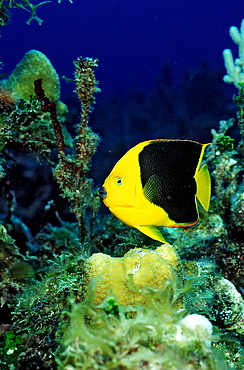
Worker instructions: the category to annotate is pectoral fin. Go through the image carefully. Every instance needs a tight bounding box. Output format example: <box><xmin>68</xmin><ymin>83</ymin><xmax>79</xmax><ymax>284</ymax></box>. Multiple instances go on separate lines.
<box><xmin>135</xmin><ymin>225</ymin><xmax>168</xmax><ymax>244</ymax></box>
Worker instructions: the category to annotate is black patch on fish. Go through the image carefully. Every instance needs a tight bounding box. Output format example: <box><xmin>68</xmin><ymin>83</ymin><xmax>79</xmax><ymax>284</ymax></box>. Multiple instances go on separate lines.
<box><xmin>139</xmin><ymin>140</ymin><xmax>202</xmax><ymax>223</ymax></box>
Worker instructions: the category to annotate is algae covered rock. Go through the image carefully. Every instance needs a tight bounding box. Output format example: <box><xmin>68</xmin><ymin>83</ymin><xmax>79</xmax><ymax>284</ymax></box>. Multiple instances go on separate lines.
<box><xmin>211</xmin><ymin>278</ymin><xmax>244</xmax><ymax>332</ymax></box>
<box><xmin>10</xmin><ymin>261</ymin><xmax>35</xmax><ymax>280</ymax></box>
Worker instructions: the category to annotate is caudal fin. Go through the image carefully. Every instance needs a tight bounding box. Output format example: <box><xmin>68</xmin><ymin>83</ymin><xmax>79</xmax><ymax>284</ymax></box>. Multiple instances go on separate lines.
<box><xmin>195</xmin><ymin>164</ymin><xmax>211</xmax><ymax>211</ymax></box>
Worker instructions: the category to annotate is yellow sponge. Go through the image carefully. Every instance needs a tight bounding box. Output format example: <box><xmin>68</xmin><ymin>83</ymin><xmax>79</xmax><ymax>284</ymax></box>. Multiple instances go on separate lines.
<box><xmin>84</xmin><ymin>245</ymin><xmax>182</xmax><ymax>306</ymax></box>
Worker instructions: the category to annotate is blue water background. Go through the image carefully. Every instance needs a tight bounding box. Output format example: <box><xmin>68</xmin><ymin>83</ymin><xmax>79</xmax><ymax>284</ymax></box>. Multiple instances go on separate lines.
<box><xmin>1</xmin><ymin>0</ymin><xmax>244</xmax><ymax>183</ymax></box>
<box><xmin>1</xmin><ymin>1</ymin><xmax>242</xmax><ymax>95</ymax></box>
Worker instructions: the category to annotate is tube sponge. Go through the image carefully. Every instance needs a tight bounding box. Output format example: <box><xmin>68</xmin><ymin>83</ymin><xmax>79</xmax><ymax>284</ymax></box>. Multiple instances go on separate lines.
<box><xmin>84</xmin><ymin>245</ymin><xmax>182</xmax><ymax>307</ymax></box>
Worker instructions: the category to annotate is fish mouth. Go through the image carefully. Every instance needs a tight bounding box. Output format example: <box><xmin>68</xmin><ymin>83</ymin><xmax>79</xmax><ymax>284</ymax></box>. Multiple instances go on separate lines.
<box><xmin>98</xmin><ymin>186</ymin><xmax>107</xmax><ymax>200</ymax></box>
<box><xmin>99</xmin><ymin>185</ymin><xmax>137</xmax><ymax>208</ymax></box>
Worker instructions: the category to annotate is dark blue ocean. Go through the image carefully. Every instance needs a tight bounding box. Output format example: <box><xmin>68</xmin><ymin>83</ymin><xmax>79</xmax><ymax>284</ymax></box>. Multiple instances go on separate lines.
<box><xmin>1</xmin><ymin>0</ymin><xmax>244</xmax><ymax>182</ymax></box>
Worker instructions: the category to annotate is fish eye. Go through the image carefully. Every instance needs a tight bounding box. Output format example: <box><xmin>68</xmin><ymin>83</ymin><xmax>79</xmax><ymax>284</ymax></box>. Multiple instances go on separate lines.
<box><xmin>117</xmin><ymin>177</ymin><xmax>123</xmax><ymax>185</ymax></box>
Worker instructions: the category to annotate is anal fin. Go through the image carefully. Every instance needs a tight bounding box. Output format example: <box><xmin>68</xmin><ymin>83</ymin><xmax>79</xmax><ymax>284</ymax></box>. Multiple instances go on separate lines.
<box><xmin>135</xmin><ymin>225</ymin><xmax>168</xmax><ymax>244</ymax></box>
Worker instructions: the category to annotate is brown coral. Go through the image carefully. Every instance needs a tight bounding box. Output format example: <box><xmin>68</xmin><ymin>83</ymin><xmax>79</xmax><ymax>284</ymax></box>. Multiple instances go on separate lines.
<box><xmin>0</xmin><ymin>88</ymin><xmax>15</xmax><ymax>113</ymax></box>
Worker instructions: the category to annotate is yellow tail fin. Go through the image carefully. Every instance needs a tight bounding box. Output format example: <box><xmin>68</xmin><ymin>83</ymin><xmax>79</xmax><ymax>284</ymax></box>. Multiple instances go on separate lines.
<box><xmin>195</xmin><ymin>164</ymin><xmax>211</xmax><ymax>211</ymax></box>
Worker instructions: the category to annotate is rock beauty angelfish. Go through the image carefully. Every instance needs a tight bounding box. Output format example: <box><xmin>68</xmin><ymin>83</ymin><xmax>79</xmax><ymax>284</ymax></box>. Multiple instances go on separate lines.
<box><xmin>99</xmin><ymin>139</ymin><xmax>211</xmax><ymax>243</ymax></box>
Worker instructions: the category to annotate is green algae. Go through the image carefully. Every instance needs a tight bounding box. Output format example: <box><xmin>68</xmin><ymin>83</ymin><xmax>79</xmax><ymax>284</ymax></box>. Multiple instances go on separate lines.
<box><xmin>57</xmin><ymin>286</ymin><xmax>227</xmax><ymax>370</ymax></box>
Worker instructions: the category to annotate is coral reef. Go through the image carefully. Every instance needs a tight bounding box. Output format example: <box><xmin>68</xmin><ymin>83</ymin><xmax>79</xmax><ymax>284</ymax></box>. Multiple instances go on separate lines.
<box><xmin>0</xmin><ymin>52</ymin><xmax>100</xmax><ymax>244</ymax></box>
<box><xmin>207</xmin><ymin>20</ymin><xmax>244</xmax><ymax>248</ymax></box>
<box><xmin>183</xmin><ymin>259</ymin><xmax>244</xmax><ymax>334</ymax></box>
<box><xmin>8</xmin><ymin>250</ymin><xmax>86</xmax><ymax>369</ymax></box>
<box><xmin>1</xmin><ymin>17</ymin><xmax>244</xmax><ymax>370</ymax></box>
<box><xmin>84</xmin><ymin>244</ymin><xmax>182</xmax><ymax>306</ymax></box>
<box><xmin>0</xmin><ymin>51</ymin><xmax>101</xmax><ymax>367</ymax></box>
<box><xmin>0</xmin><ymin>224</ymin><xmax>23</xmax><ymax>308</ymax></box>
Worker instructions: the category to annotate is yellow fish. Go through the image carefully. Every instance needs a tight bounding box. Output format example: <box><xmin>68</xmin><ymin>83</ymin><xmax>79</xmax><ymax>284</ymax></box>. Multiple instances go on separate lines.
<box><xmin>99</xmin><ymin>139</ymin><xmax>211</xmax><ymax>243</ymax></box>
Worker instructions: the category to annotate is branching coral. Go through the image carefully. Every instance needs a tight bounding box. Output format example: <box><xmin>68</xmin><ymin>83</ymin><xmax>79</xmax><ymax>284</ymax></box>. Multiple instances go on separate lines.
<box><xmin>51</xmin><ymin>57</ymin><xmax>100</xmax><ymax>243</ymax></box>
<box><xmin>223</xmin><ymin>19</ymin><xmax>244</xmax><ymax>89</ymax></box>
<box><xmin>223</xmin><ymin>19</ymin><xmax>244</xmax><ymax>152</ymax></box>
<box><xmin>0</xmin><ymin>0</ymin><xmax>74</xmax><ymax>29</ymax></box>
<box><xmin>34</xmin><ymin>78</ymin><xmax>66</xmax><ymax>158</ymax></box>
<box><xmin>233</xmin><ymin>85</ymin><xmax>244</xmax><ymax>153</ymax></box>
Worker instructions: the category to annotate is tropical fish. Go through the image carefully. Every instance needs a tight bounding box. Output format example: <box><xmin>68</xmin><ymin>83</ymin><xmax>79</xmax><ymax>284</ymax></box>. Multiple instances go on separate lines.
<box><xmin>99</xmin><ymin>139</ymin><xmax>211</xmax><ymax>243</ymax></box>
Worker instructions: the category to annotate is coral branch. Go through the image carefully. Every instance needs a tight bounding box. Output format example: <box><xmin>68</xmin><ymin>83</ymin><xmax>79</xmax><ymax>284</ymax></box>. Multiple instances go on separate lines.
<box><xmin>33</xmin><ymin>59</ymin><xmax>100</xmax><ymax>243</ymax></box>
<box><xmin>73</xmin><ymin>57</ymin><xmax>100</xmax><ymax>157</ymax></box>
<box><xmin>223</xmin><ymin>19</ymin><xmax>244</xmax><ymax>88</ymax></box>
<box><xmin>34</xmin><ymin>78</ymin><xmax>66</xmax><ymax>158</ymax></box>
